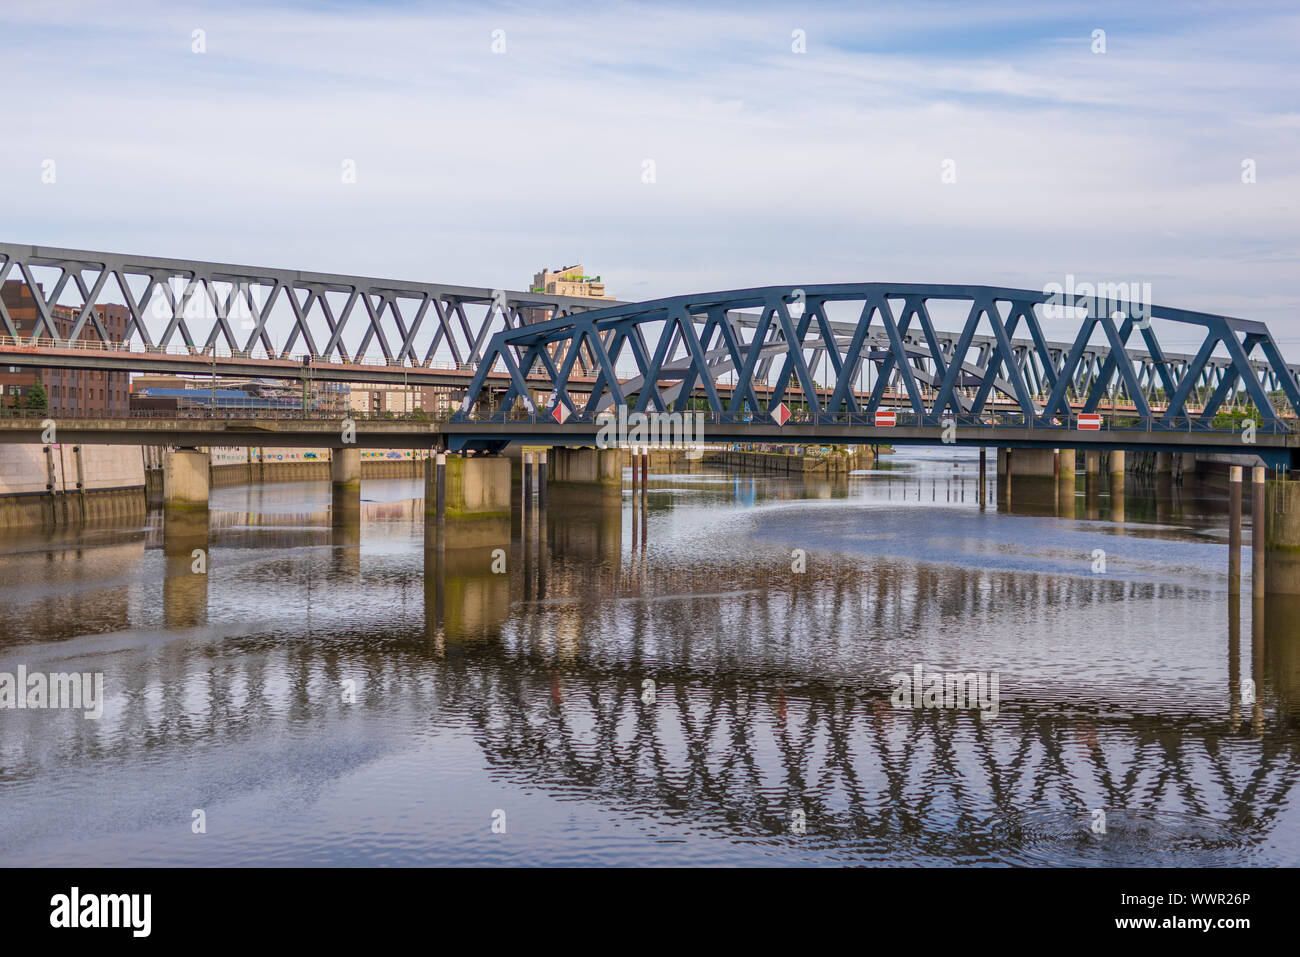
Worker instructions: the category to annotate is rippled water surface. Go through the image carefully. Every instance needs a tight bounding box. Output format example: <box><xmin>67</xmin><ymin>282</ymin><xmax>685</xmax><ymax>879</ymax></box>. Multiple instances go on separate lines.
<box><xmin>1</xmin><ymin>448</ymin><xmax>1297</xmax><ymax>866</ymax></box>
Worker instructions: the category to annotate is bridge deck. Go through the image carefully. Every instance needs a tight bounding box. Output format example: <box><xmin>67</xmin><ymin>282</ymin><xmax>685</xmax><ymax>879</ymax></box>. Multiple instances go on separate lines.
<box><xmin>0</xmin><ymin>413</ymin><xmax>1293</xmax><ymax>464</ymax></box>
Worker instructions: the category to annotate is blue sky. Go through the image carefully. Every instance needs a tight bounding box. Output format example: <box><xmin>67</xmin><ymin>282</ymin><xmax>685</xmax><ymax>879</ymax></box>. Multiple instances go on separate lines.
<box><xmin>3</xmin><ymin>0</ymin><xmax>1297</xmax><ymax>346</ymax></box>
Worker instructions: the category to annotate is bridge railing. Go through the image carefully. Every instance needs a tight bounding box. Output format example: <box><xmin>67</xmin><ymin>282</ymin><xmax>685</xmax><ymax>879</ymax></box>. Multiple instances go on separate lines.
<box><xmin>0</xmin><ymin>335</ymin><xmax>475</xmax><ymax>372</ymax></box>
<box><xmin>478</xmin><ymin>407</ymin><xmax>1294</xmax><ymax>435</ymax></box>
<box><xmin>0</xmin><ymin>404</ymin><xmax>1290</xmax><ymax>435</ymax></box>
<box><xmin>0</xmin><ymin>407</ymin><xmax>457</xmax><ymax>423</ymax></box>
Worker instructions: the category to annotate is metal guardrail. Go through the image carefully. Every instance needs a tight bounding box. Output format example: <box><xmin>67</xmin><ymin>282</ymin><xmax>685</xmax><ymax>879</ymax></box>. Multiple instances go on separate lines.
<box><xmin>0</xmin><ymin>335</ymin><xmax>472</xmax><ymax>371</ymax></box>
<box><xmin>473</xmin><ymin>408</ymin><xmax>1296</xmax><ymax>435</ymax></box>
<box><xmin>0</xmin><ymin>407</ymin><xmax>454</xmax><ymax>423</ymax></box>
<box><xmin>0</xmin><ymin>405</ymin><xmax>1288</xmax><ymax>436</ymax></box>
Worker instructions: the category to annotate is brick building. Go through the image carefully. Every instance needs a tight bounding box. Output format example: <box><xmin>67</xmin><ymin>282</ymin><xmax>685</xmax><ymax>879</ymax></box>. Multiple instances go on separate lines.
<box><xmin>1</xmin><ymin>280</ymin><xmax>131</xmax><ymax>415</ymax></box>
<box><xmin>348</xmin><ymin>383</ymin><xmax>459</xmax><ymax>416</ymax></box>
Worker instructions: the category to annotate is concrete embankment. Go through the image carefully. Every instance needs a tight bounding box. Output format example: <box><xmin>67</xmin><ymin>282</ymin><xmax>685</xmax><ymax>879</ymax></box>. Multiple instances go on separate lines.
<box><xmin>0</xmin><ymin>443</ymin><xmax>147</xmax><ymax>527</ymax></box>
<box><xmin>1</xmin><ymin>444</ymin><xmax>429</xmax><ymax>529</ymax></box>
<box><xmin>207</xmin><ymin>448</ymin><xmax>427</xmax><ymax>487</ymax></box>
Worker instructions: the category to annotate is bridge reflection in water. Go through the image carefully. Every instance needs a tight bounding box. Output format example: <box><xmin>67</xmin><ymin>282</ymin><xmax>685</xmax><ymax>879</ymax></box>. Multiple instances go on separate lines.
<box><xmin>0</xmin><ymin>462</ymin><xmax>1298</xmax><ymax>866</ymax></box>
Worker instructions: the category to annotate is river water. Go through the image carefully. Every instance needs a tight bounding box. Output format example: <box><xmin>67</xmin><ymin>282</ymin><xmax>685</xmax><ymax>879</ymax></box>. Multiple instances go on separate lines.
<box><xmin>1</xmin><ymin>447</ymin><xmax>1297</xmax><ymax>866</ymax></box>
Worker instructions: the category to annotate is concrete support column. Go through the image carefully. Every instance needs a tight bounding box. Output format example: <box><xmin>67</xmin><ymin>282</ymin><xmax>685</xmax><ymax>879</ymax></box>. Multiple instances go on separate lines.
<box><xmin>978</xmin><ymin>447</ymin><xmax>986</xmax><ymax>509</ymax></box>
<box><xmin>331</xmin><ymin>447</ymin><xmax>361</xmax><ymax>488</ymax></box>
<box><xmin>1155</xmin><ymin>451</ymin><xmax>1174</xmax><ymax>475</ymax></box>
<box><xmin>1229</xmin><ymin>465</ymin><xmax>1242</xmax><ymax>593</ymax></box>
<box><xmin>1108</xmin><ymin>449</ymin><xmax>1125</xmax><ymax>481</ymax></box>
<box><xmin>1057</xmin><ymin>449</ymin><xmax>1076</xmax><ymax>521</ymax></box>
<box><xmin>999</xmin><ymin>448</ymin><xmax>1059</xmax><ymax>514</ymax></box>
<box><xmin>550</xmin><ymin>447</ymin><xmax>622</xmax><ymax>504</ymax></box>
<box><xmin>444</xmin><ymin>454</ymin><xmax>512</xmax><ymax>517</ymax></box>
<box><xmin>331</xmin><ymin>447</ymin><xmax>361</xmax><ymax>523</ymax></box>
<box><xmin>1010</xmin><ymin>448</ymin><xmax>1057</xmax><ymax>478</ymax></box>
<box><xmin>1253</xmin><ymin>466</ymin><xmax>1266</xmax><ymax>594</ymax></box>
<box><xmin>426</xmin><ymin>451</ymin><xmax>447</xmax><ymax>525</ymax></box>
<box><xmin>164</xmin><ymin>449</ymin><xmax>210</xmax><ymax>511</ymax></box>
<box><xmin>1057</xmin><ymin>448</ymin><xmax>1076</xmax><ymax>482</ymax></box>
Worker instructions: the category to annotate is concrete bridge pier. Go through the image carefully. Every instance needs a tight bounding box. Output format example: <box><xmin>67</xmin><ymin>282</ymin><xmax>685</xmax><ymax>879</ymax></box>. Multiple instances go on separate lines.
<box><xmin>427</xmin><ymin>453</ymin><xmax>512</xmax><ymax>520</ymax></box>
<box><xmin>428</xmin><ymin>452</ymin><xmax>447</xmax><ymax>524</ymax></box>
<box><xmin>1253</xmin><ymin>467</ymin><xmax>1266</xmax><ymax>594</ymax></box>
<box><xmin>1262</xmin><ymin>472</ymin><xmax>1300</xmax><ymax>595</ymax></box>
<box><xmin>331</xmin><ymin>447</ymin><xmax>361</xmax><ymax>524</ymax></box>
<box><xmin>1108</xmin><ymin>450</ymin><xmax>1125</xmax><ymax>484</ymax></box>
<box><xmin>998</xmin><ymin>447</ymin><xmax>1059</xmax><ymax>514</ymax></box>
<box><xmin>548</xmin><ymin>447</ymin><xmax>622</xmax><ymax>504</ymax></box>
<box><xmin>1229</xmin><ymin>465</ymin><xmax>1243</xmax><ymax>593</ymax></box>
<box><xmin>424</xmin><ymin>453</ymin><xmax>512</xmax><ymax>595</ymax></box>
<box><xmin>163</xmin><ymin>448</ymin><xmax>210</xmax><ymax>512</ymax></box>
<box><xmin>1056</xmin><ymin>448</ymin><xmax>1076</xmax><ymax>484</ymax></box>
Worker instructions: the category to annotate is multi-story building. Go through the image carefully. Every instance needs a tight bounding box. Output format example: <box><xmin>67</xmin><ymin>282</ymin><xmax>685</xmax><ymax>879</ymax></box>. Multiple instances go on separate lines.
<box><xmin>523</xmin><ymin>266</ymin><xmax>614</xmax><ymax>378</ymax></box>
<box><xmin>1</xmin><ymin>280</ymin><xmax>131</xmax><ymax>415</ymax></box>
<box><xmin>348</xmin><ymin>384</ymin><xmax>460</xmax><ymax>416</ymax></box>
<box><xmin>530</xmin><ymin>264</ymin><xmax>613</xmax><ymax>301</ymax></box>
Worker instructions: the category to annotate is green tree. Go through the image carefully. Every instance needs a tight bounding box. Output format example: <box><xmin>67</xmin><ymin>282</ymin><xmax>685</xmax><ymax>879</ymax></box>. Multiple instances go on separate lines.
<box><xmin>23</xmin><ymin>382</ymin><xmax>48</xmax><ymax>413</ymax></box>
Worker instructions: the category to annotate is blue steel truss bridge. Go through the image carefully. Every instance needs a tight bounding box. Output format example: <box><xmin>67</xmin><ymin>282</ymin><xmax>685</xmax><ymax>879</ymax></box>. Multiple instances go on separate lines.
<box><xmin>452</xmin><ymin>283</ymin><xmax>1300</xmax><ymax>466</ymax></box>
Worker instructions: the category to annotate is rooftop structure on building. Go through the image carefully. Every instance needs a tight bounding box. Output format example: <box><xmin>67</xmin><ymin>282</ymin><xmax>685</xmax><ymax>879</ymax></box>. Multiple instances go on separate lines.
<box><xmin>530</xmin><ymin>264</ymin><xmax>613</xmax><ymax>300</ymax></box>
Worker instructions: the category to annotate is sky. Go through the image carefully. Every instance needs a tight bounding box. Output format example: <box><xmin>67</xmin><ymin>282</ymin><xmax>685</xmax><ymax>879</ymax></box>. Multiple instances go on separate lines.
<box><xmin>2</xmin><ymin>0</ymin><xmax>1298</xmax><ymax>348</ymax></box>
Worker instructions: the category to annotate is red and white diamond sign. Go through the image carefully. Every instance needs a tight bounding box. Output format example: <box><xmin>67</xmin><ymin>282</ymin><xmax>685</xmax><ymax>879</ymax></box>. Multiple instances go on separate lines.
<box><xmin>1077</xmin><ymin>413</ymin><xmax>1101</xmax><ymax>430</ymax></box>
<box><xmin>551</xmin><ymin>403</ymin><xmax>570</xmax><ymax>424</ymax></box>
<box><xmin>875</xmin><ymin>409</ymin><xmax>896</xmax><ymax>427</ymax></box>
<box><xmin>771</xmin><ymin>402</ymin><xmax>791</xmax><ymax>426</ymax></box>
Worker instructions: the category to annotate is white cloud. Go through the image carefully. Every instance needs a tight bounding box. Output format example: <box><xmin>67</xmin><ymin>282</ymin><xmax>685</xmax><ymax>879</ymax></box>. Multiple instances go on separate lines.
<box><xmin>1</xmin><ymin>0</ymin><xmax>1297</xmax><ymax>335</ymax></box>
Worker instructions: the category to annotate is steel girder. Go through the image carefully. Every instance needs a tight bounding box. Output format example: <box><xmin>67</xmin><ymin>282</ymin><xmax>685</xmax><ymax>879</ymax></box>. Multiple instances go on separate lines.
<box><xmin>454</xmin><ymin>284</ymin><xmax>1300</xmax><ymax>431</ymax></box>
